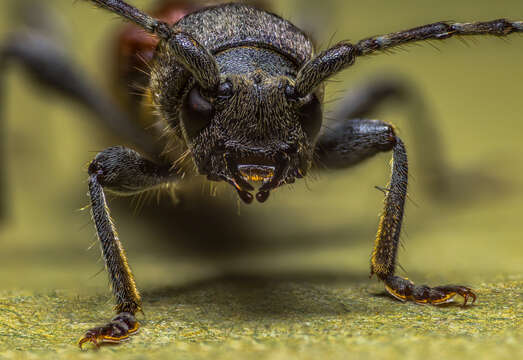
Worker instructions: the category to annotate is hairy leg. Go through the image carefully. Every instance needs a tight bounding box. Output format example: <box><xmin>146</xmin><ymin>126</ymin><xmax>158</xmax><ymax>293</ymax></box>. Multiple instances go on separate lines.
<box><xmin>331</xmin><ymin>77</ymin><xmax>448</xmax><ymax>194</ymax></box>
<box><xmin>315</xmin><ymin>119</ymin><xmax>476</xmax><ymax>305</ymax></box>
<box><xmin>79</xmin><ymin>146</ymin><xmax>177</xmax><ymax>348</ymax></box>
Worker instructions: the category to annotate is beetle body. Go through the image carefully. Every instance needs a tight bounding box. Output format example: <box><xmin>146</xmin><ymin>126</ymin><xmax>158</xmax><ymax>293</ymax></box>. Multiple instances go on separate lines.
<box><xmin>116</xmin><ymin>3</ymin><xmax>322</xmax><ymax>203</ymax></box>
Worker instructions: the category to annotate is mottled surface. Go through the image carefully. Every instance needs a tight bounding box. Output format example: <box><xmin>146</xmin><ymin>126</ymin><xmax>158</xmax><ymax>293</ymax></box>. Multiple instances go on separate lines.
<box><xmin>1</xmin><ymin>0</ymin><xmax>522</xmax><ymax>359</ymax></box>
<box><xmin>0</xmin><ymin>277</ymin><xmax>521</xmax><ymax>359</ymax></box>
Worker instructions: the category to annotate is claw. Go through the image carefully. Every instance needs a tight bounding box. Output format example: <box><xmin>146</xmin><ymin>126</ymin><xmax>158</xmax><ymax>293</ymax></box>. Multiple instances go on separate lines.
<box><xmin>78</xmin><ymin>312</ymin><xmax>139</xmax><ymax>349</ymax></box>
<box><xmin>458</xmin><ymin>287</ymin><xmax>477</xmax><ymax>307</ymax></box>
<box><xmin>384</xmin><ymin>276</ymin><xmax>477</xmax><ymax>307</ymax></box>
<box><xmin>431</xmin><ymin>285</ymin><xmax>477</xmax><ymax>307</ymax></box>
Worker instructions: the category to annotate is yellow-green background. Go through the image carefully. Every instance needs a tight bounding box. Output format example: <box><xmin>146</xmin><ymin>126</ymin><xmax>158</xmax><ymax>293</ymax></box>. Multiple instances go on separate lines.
<box><xmin>0</xmin><ymin>0</ymin><xmax>521</xmax><ymax>359</ymax></box>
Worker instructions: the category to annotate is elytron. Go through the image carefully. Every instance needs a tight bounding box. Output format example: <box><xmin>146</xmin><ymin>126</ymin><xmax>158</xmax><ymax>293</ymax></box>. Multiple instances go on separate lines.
<box><xmin>2</xmin><ymin>0</ymin><xmax>521</xmax><ymax>349</ymax></box>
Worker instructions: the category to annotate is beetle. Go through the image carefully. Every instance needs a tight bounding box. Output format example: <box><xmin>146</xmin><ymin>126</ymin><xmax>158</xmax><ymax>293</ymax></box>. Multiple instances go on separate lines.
<box><xmin>1</xmin><ymin>0</ymin><xmax>521</xmax><ymax>349</ymax></box>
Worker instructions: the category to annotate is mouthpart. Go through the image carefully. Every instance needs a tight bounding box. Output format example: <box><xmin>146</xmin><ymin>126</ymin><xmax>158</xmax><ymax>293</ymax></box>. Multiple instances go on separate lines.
<box><xmin>219</xmin><ymin>153</ymin><xmax>292</xmax><ymax>204</ymax></box>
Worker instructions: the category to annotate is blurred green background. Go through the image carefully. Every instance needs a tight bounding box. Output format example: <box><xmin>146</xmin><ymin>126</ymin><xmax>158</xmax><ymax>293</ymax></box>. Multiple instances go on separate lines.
<box><xmin>0</xmin><ymin>0</ymin><xmax>522</xmax><ymax>359</ymax></box>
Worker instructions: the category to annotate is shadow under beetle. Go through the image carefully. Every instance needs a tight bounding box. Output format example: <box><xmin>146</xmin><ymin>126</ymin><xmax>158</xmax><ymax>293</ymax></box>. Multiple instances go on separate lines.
<box><xmin>2</xmin><ymin>0</ymin><xmax>522</xmax><ymax>349</ymax></box>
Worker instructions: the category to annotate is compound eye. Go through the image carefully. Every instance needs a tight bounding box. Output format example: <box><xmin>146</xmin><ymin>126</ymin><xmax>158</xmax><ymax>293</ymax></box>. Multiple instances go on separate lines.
<box><xmin>181</xmin><ymin>86</ymin><xmax>213</xmax><ymax>139</ymax></box>
<box><xmin>217</xmin><ymin>80</ymin><xmax>233</xmax><ymax>98</ymax></box>
<box><xmin>298</xmin><ymin>94</ymin><xmax>322</xmax><ymax>140</ymax></box>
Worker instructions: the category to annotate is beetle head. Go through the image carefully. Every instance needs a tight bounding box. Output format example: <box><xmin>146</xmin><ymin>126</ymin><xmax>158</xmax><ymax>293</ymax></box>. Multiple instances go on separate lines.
<box><xmin>143</xmin><ymin>20</ymin><xmax>325</xmax><ymax>204</ymax></box>
<box><xmin>178</xmin><ymin>65</ymin><xmax>323</xmax><ymax>203</ymax></box>
<box><xmin>149</xmin><ymin>46</ymin><xmax>323</xmax><ymax>203</ymax></box>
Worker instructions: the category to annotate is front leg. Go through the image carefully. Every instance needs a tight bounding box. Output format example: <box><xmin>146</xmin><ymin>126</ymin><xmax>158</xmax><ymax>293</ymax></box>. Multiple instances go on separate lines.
<box><xmin>330</xmin><ymin>76</ymin><xmax>460</xmax><ymax>198</ymax></box>
<box><xmin>316</xmin><ymin>119</ymin><xmax>476</xmax><ymax>306</ymax></box>
<box><xmin>79</xmin><ymin>146</ymin><xmax>176</xmax><ymax>349</ymax></box>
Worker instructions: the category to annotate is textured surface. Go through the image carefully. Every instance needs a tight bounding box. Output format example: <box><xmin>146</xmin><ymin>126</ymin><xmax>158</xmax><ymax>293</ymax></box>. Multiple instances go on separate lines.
<box><xmin>0</xmin><ymin>277</ymin><xmax>521</xmax><ymax>359</ymax></box>
<box><xmin>1</xmin><ymin>0</ymin><xmax>522</xmax><ymax>359</ymax></box>
<box><xmin>177</xmin><ymin>3</ymin><xmax>313</xmax><ymax>65</ymax></box>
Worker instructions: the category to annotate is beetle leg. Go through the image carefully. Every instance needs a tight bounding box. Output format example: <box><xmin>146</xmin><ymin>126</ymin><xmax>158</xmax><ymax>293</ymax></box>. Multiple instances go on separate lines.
<box><xmin>332</xmin><ymin>76</ymin><xmax>450</xmax><ymax>195</ymax></box>
<box><xmin>315</xmin><ymin>119</ymin><xmax>397</xmax><ymax>169</ymax></box>
<box><xmin>315</xmin><ymin>118</ymin><xmax>477</xmax><ymax>306</ymax></box>
<box><xmin>79</xmin><ymin>146</ymin><xmax>177</xmax><ymax>349</ymax></box>
<box><xmin>0</xmin><ymin>27</ymin><xmax>160</xmax><ymax>157</ymax></box>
